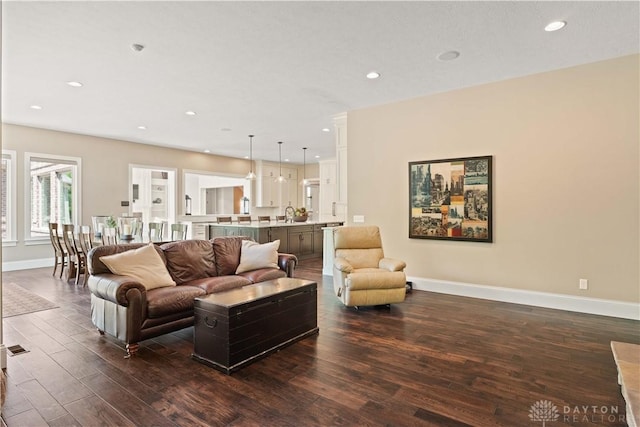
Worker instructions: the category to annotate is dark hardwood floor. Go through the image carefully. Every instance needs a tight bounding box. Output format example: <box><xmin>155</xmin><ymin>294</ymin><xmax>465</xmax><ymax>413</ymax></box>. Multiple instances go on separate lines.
<box><xmin>1</xmin><ymin>259</ymin><xmax>638</xmax><ymax>426</ymax></box>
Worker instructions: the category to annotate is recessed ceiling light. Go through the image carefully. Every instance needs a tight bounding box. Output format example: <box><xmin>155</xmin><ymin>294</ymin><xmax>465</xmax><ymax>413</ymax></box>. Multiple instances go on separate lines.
<box><xmin>285</xmin><ymin>159</ymin><xmax>290</xmax><ymax>162</ymax></box>
<box><xmin>66</xmin><ymin>81</ymin><xmax>83</xmax><ymax>87</ymax></box>
<box><xmin>545</xmin><ymin>21</ymin><xmax>566</xmax><ymax>32</ymax></box>
<box><xmin>204</xmin><ymin>149</ymin><xmax>211</xmax><ymax>153</ymax></box>
<box><xmin>322</xmin><ymin>128</ymin><xmax>330</xmax><ymax>132</ymax></box>
<box><xmin>137</xmin><ymin>125</ymin><xmax>147</xmax><ymax>130</ymax></box>
<box><xmin>315</xmin><ymin>155</ymin><xmax>320</xmax><ymax>159</ymax></box>
<box><xmin>185</xmin><ymin>111</ymin><xmax>197</xmax><ymax>116</ymax></box>
<box><xmin>30</xmin><ymin>105</ymin><xmax>43</xmax><ymax>110</ymax></box>
<box><xmin>437</xmin><ymin>50</ymin><xmax>460</xmax><ymax>61</ymax></box>
<box><xmin>220</xmin><ymin>128</ymin><xmax>232</xmax><ymax>132</ymax></box>
<box><xmin>366</xmin><ymin>71</ymin><xmax>380</xmax><ymax>79</ymax></box>
<box><xmin>244</xmin><ymin>156</ymin><xmax>249</xmax><ymax>159</ymax></box>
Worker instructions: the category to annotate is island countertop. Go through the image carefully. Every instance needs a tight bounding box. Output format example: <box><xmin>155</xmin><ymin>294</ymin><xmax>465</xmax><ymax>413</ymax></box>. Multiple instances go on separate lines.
<box><xmin>208</xmin><ymin>220</ymin><xmax>343</xmax><ymax>229</ymax></box>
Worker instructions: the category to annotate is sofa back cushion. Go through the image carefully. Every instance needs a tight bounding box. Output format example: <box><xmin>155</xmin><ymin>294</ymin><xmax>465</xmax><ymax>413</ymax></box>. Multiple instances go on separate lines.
<box><xmin>160</xmin><ymin>240</ymin><xmax>217</xmax><ymax>285</ymax></box>
<box><xmin>212</xmin><ymin>236</ymin><xmax>250</xmax><ymax>276</ymax></box>
<box><xmin>99</xmin><ymin>243</ymin><xmax>176</xmax><ymax>290</ymax></box>
<box><xmin>88</xmin><ymin>243</ymin><xmax>162</xmax><ymax>275</ymax></box>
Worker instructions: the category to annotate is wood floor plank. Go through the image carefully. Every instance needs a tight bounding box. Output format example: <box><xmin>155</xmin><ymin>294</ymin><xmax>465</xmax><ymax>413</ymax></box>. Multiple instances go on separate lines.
<box><xmin>46</xmin><ymin>413</ymin><xmax>82</xmax><ymax>427</ymax></box>
<box><xmin>15</xmin><ymin>379</ymin><xmax>68</xmax><ymax>421</ymax></box>
<box><xmin>3</xmin><ymin>408</ymin><xmax>49</xmax><ymax>427</ymax></box>
<box><xmin>1</xmin><ymin>376</ymin><xmax>35</xmax><ymax>419</ymax></box>
<box><xmin>64</xmin><ymin>395</ymin><xmax>136</xmax><ymax>427</ymax></box>
<box><xmin>80</xmin><ymin>372</ymin><xmax>177</xmax><ymax>427</ymax></box>
<box><xmin>48</xmin><ymin>349</ymin><xmax>100</xmax><ymax>380</ymax></box>
<box><xmin>11</xmin><ymin>347</ymin><xmax>95</xmax><ymax>406</ymax></box>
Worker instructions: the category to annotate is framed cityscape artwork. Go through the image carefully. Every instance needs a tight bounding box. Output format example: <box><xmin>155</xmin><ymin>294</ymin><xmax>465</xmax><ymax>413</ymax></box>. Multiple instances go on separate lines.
<box><xmin>409</xmin><ymin>155</ymin><xmax>492</xmax><ymax>242</ymax></box>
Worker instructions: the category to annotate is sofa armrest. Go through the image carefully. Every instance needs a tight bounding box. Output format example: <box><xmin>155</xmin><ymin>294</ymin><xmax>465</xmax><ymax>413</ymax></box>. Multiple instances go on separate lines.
<box><xmin>278</xmin><ymin>253</ymin><xmax>298</xmax><ymax>278</ymax></box>
<box><xmin>334</xmin><ymin>257</ymin><xmax>354</xmax><ymax>273</ymax></box>
<box><xmin>87</xmin><ymin>273</ymin><xmax>147</xmax><ymax>307</ymax></box>
<box><xmin>379</xmin><ymin>257</ymin><xmax>406</xmax><ymax>272</ymax></box>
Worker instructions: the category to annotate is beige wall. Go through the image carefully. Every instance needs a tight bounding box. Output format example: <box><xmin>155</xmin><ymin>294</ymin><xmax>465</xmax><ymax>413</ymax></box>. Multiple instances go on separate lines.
<box><xmin>347</xmin><ymin>55</ymin><xmax>639</xmax><ymax>303</ymax></box>
<box><xmin>1</xmin><ymin>125</ymin><xmax>306</xmax><ymax>263</ymax></box>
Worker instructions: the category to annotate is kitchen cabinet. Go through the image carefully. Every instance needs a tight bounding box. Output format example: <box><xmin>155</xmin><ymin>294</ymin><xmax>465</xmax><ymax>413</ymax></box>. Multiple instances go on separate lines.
<box><xmin>313</xmin><ymin>224</ymin><xmax>324</xmax><ymax>257</ymax></box>
<box><xmin>288</xmin><ymin>225</ymin><xmax>314</xmax><ymax>258</ymax></box>
<box><xmin>255</xmin><ymin>161</ymin><xmax>298</xmax><ymax>208</ymax></box>
<box><xmin>319</xmin><ymin>160</ymin><xmax>338</xmax><ymax>220</ymax></box>
<box><xmin>267</xmin><ymin>227</ymin><xmax>289</xmax><ymax>254</ymax></box>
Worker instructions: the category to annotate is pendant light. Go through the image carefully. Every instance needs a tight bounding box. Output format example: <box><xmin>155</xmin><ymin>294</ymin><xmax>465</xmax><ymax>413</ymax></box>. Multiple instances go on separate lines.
<box><xmin>275</xmin><ymin>141</ymin><xmax>286</xmax><ymax>183</ymax></box>
<box><xmin>245</xmin><ymin>134</ymin><xmax>256</xmax><ymax>180</ymax></box>
<box><xmin>300</xmin><ymin>147</ymin><xmax>308</xmax><ymax>185</ymax></box>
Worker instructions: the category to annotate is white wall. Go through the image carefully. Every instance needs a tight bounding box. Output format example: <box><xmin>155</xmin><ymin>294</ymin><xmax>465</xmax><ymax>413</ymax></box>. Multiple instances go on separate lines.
<box><xmin>347</xmin><ymin>55</ymin><xmax>639</xmax><ymax>304</ymax></box>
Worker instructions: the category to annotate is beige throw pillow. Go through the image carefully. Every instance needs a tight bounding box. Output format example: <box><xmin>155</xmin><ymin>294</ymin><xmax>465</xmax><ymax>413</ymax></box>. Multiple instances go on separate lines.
<box><xmin>100</xmin><ymin>243</ymin><xmax>176</xmax><ymax>290</ymax></box>
<box><xmin>236</xmin><ymin>240</ymin><xmax>280</xmax><ymax>274</ymax></box>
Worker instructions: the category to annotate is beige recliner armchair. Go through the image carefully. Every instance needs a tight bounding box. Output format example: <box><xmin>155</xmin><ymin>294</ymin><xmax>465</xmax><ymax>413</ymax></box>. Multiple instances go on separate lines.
<box><xmin>333</xmin><ymin>226</ymin><xmax>407</xmax><ymax>307</ymax></box>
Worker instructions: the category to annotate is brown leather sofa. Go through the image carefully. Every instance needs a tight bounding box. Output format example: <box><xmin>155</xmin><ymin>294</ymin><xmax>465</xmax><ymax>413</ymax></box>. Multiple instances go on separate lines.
<box><xmin>87</xmin><ymin>237</ymin><xmax>297</xmax><ymax>357</ymax></box>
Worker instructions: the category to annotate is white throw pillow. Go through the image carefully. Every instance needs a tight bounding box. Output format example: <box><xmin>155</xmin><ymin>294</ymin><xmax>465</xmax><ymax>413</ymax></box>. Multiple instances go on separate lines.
<box><xmin>100</xmin><ymin>243</ymin><xmax>176</xmax><ymax>290</ymax></box>
<box><xmin>236</xmin><ymin>240</ymin><xmax>280</xmax><ymax>274</ymax></box>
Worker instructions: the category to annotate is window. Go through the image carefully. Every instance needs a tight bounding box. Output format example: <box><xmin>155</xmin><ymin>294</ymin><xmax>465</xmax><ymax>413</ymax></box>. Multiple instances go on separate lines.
<box><xmin>2</xmin><ymin>150</ymin><xmax>17</xmax><ymax>244</ymax></box>
<box><xmin>26</xmin><ymin>153</ymin><xmax>81</xmax><ymax>240</ymax></box>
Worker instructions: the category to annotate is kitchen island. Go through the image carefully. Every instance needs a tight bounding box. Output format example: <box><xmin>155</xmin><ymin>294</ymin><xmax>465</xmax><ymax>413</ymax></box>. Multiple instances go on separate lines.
<box><xmin>208</xmin><ymin>220</ymin><xmax>343</xmax><ymax>260</ymax></box>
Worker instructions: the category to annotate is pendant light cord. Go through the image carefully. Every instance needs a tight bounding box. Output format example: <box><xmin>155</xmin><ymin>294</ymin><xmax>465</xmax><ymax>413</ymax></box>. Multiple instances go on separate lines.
<box><xmin>303</xmin><ymin>147</ymin><xmax>307</xmax><ymax>182</ymax></box>
<box><xmin>278</xmin><ymin>141</ymin><xmax>283</xmax><ymax>178</ymax></box>
<box><xmin>249</xmin><ymin>135</ymin><xmax>254</xmax><ymax>173</ymax></box>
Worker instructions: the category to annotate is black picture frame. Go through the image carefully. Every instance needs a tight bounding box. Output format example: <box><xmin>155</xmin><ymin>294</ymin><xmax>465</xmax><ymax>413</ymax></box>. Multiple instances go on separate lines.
<box><xmin>409</xmin><ymin>155</ymin><xmax>492</xmax><ymax>242</ymax></box>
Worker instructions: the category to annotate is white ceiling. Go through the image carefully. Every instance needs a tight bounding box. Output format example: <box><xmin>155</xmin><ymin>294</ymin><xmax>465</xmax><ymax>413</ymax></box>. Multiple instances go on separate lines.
<box><xmin>2</xmin><ymin>1</ymin><xmax>638</xmax><ymax>164</ymax></box>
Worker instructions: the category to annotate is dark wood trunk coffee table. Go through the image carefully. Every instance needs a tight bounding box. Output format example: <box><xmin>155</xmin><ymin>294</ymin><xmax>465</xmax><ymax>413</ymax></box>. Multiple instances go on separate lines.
<box><xmin>192</xmin><ymin>277</ymin><xmax>318</xmax><ymax>374</ymax></box>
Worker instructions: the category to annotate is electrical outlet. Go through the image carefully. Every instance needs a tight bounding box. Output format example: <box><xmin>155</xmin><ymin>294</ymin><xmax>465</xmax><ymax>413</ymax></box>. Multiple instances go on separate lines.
<box><xmin>353</xmin><ymin>215</ymin><xmax>365</xmax><ymax>223</ymax></box>
<box><xmin>579</xmin><ymin>279</ymin><xmax>588</xmax><ymax>290</ymax></box>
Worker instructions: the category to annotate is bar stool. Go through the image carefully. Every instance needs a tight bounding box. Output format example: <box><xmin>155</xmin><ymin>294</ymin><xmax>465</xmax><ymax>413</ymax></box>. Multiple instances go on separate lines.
<box><xmin>237</xmin><ymin>216</ymin><xmax>252</xmax><ymax>224</ymax></box>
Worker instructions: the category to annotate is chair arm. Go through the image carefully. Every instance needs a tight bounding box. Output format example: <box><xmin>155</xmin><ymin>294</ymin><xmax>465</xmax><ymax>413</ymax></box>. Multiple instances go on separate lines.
<box><xmin>334</xmin><ymin>257</ymin><xmax>354</xmax><ymax>273</ymax></box>
<box><xmin>379</xmin><ymin>257</ymin><xmax>406</xmax><ymax>272</ymax></box>
<box><xmin>278</xmin><ymin>253</ymin><xmax>298</xmax><ymax>278</ymax></box>
<box><xmin>87</xmin><ymin>273</ymin><xmax>147</xmax><ymax>307</ymax></box>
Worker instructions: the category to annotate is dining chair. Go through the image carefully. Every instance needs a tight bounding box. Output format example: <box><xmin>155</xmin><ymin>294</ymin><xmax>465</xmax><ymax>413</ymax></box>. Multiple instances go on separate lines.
<box><xmin>237</xmin><ymin>215</ymin><xmax>252</xmax><ymax>224</ymax></box>
<box><xmin>77</xmin><ymin>225</ymin><xmax>94</xmax><ymax>286</ymax></box>
<box><xmin>148</xmin><ymin>222</ymin><xmax>164</xmax><ymax>241</ymax></box>
<box><xmin>62</xmin><ymin>224</ymin><xmax>86</xmax><ymax>286</ymax></box>
<box><xmin>48</xmin><ymin>222</ymin><xmax>67</xmax><ymax>278</ymax></box>
<box><xmin>216</xmin><ymin>216</ymin><xmax>232</xmax><ymax>224</ymax></box>
<box><xmin>102</xmin><ymin>227</ymin><xmax>119</xmax><ymax>245</ymax></box>
<box><xmin>170</xmin><ymin>223</ymin><xmax>188</xmax><ymax>240</ymax></box>
<box><xmin>258</xmin><ymin>215</ymin><xmax>271</xmax><ymax>223</ymax></box>
<box><xmin>79</xmin><ymin>225</ymin><xmax>93</xmax><ymax>251</ymax></box>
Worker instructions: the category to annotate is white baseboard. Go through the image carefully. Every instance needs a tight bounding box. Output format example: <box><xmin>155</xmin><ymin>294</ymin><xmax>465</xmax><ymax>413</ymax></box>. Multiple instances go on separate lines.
<box><xmin>2</xmin><ymin>257</ymin><xmax>53</xmax><ymax>272</ymax></box>
<box><xmin>408</xmin><ymin>276</ymin><xmax>640</xmax><ymax>321</ymax></box>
